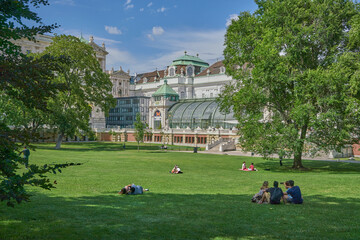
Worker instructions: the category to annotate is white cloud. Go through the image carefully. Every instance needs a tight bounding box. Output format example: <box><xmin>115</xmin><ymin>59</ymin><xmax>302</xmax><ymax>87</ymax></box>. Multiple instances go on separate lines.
<box><xmin>105</xmin><ymin>26</ymin><xmax>122</xmax><ymax>35</ymax></box>
<box><xmin>124</xmin><ymin>0</ymin><xmax>134</xmax><ymax>10</ymax></box>
<box><xmin>157</xmin><ymin>7</ymin><xmax>166</xmax><ymax>13</ymax></box>
<box><xmin>132</xmin><ymin>29</ymin><xmax>226</xmax><ymax>73</ymax></box>
<box><xmin>152</xmin><ymin>26</ymin><xmax>164</xmax><ymax>36</ymax></box>
<box><xmin>147</xmin><ymin>2</ymin><xmax>153</xmax><ymax>7</ymax></box>
<box><xmin>58</xmin><ymin>29</ymin><xmax>122</xmax><ymax>45</ymax></box>
<box><xmin>147</xmin><ymin>34</ymin><xmax>154</xmax><ymax>41</ymax></box>
<box><xmin>106</xmin><ymin>47</ymin><xmax>137</xmax><ymax>69</ymax></box>
<box><xmin>125</xmin><ymin>4</ymin><xmax>134</xmax><ymax>10</ymax></box>
<box><xmin>53</xmin><ymin>0</ymin><xmax>75</xmax><ymax>6</ymax></box>
<box><xmin>140</xmin><ymin>8</ymin><xmax>144</xmax><ymax>12</ymax></box>
<box><xmin>226</xmin><ymin>14</ymin><xmax>238</xmax><ymax>27</ymax></box>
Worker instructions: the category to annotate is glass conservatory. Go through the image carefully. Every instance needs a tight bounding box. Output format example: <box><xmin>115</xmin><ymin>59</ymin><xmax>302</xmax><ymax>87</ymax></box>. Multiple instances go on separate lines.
<box><xmin>168</xmin><ymin>99</ymin><xmax>237</xmax><ymax>129</ymax></box>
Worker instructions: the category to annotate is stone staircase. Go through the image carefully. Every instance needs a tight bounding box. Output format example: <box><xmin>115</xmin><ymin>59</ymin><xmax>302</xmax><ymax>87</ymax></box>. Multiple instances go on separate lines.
<box><xmin>206</xmin><ymin>138</ymin><xmax>236</xmax><ymax>152</ymax></box>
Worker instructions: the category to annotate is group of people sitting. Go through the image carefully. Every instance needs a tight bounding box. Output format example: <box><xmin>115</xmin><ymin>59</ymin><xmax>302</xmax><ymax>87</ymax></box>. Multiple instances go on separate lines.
<box><xmin>118</xmin><ymin>184</ymin><xmax>149</xmax><ymax>195</ymax></box>
<box><xmin>240</xmin><ymin>161</ymin><xmax>258</xmax><ymax>171</ymax></box>
<box><xmin>170</xmin><ymin>165</ymin><xmax>183</xmax><ymax>174</ymax></box>
<box><xmin>251</xmin><ymin>180</ymin><xmax>303</xmax><ymax>204</ymax></box>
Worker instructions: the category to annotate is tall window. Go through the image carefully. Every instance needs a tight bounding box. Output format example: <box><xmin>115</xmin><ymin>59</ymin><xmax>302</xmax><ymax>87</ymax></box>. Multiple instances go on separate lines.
<box><xmin>169</xmin><ymin>67</ymin><xmax>175</xmax><ymax>77</ymax></box>
<box><xmin>181</xmin><ymin>92</ymin><xmax>185</xmax><ymax>99</ymax></box>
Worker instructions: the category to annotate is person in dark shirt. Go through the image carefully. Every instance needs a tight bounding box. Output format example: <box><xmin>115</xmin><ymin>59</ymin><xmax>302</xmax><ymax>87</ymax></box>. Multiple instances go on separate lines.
<box><xmin>284</xmin><ymin>180</ymin><xmax>303</xmax><ymax>204</ymax></box>
<box><xmin>259</xmin><ymin>181</ymin><xmax>284</xmax><ymax>204</ymax></box>
<box><xmin>22</xmin><ymin>146</ymin><xmax>30</xmax><ymax>168</ymax></box>
<box><xmin>118</xmin><ymin>184</ymin><xmax>149</xmax><ymax>195</ymax></box>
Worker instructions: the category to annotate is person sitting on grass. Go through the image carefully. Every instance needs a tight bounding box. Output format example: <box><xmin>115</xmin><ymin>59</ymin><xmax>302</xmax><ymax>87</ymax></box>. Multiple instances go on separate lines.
<box><xmin>248</xmin><ymin>163</ymin><xmax>258</xmax><ymax>171</ymax></box>
<box><xmin>283</xmin><ymin>180</ymin><xmax>303</xmax><ymax>204</ymax></box>
<box><xmin>252</xmin><ymin>181</ymin><xmax>270</xmax><ymax>203</ymax></box>
<box><xmin>240</xmin><ymin>161</ymin><xmax>247</xmax><ymax>171</ymax></box>
<box><xmin>118</xmin><ymin>184</ymin><xmax>149</xmax><ymax>195</ymax></box>
<box><xmin>259</xmin><ymin>181</ymin><xmax>284</xmax><ymax>204</ymax></box>
<box><xmin>170</xmin><ymin>165</ymin><xmax>183</xmax><ymax>174</ymax></box>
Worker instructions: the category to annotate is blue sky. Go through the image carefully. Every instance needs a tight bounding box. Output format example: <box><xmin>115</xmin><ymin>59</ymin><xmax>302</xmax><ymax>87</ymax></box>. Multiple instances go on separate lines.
<box><xmin>36</xmin><ymin>0</ymin><xmax>257</xmax><ymax>74</ymax></box>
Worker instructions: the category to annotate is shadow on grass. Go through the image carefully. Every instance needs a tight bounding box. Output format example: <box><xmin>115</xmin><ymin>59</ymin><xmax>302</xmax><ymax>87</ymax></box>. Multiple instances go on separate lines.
<box><xmin>254</xmin><ymin>158</ymin><xmax>360</xmax><ymax>174</ymax></box>
<box><xmin>35</xmin><ymin>143</ymin><xmax>201</xmax><ymax>153</ymax></box>
<box><xmin>36</xmin><ymin>143</ymin><xmax>163</xmax><ymax>152</ymax></box>
<box><xmin>0</xmin><ymin>192</ymin><xmax>359</xmax><ymax>240</ymax></box>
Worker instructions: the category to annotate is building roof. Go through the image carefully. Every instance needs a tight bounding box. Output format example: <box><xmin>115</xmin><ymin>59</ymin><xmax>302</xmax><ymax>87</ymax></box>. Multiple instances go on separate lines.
<box><xmin>136</xmin><ymin>70</ymin><xmax>165</xmax><ymax>84</ymax></box>
<box><xmin>109</xmin><ymin>67</ymin><xmax>130</xmax><ymax>78</ymax></box>
<box><xmin>152</xmin><ymin>80</ymin><xmax>179</xmax><ymax>97</ymax></box>
<box><xmin>171</xmin><ymin>52</ymin><xmax>209</xmax><ymax>68</ymax></box>
<box><xmin>197</xmin><ymin>60</ymin><xmax>225</xmax><ymax>77</ymax></box>
<box><xmin>79</xmin><ymin>34</ymin><xmax>88</xmax><ymax>44</ymax></box>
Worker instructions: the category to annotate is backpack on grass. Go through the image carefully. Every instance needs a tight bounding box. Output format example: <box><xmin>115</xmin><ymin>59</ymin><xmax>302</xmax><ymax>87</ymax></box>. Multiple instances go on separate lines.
<box><xmin>270</xmin><ymin>188</ymin><xmax>283</xmax><ymax>204</ymax></box>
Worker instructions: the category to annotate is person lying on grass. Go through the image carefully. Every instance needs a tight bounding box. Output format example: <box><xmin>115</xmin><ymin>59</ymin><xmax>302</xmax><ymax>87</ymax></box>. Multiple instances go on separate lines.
<box><xmin>259</xmin><ymin>181</ymin><xmax>285</xmax><ymax>204</ymax></box>
<box><xmin>119</xmin><ymin>184</ymin><xmax>149</xmax><ymax>195</ymax></box>
<box><xmin>283</xmin><ymin>180</ymin><xmax>303</xmax><ymax>204</ymax></box>
<box><xmin>170</xmin><ymin>165</ymin><xmax>183</xmax><ymax>174</ymax></box>
<box><xmin>251</xmin><ymin>181</ymin><xmax>270</xmax><ymax>203</ymax></box>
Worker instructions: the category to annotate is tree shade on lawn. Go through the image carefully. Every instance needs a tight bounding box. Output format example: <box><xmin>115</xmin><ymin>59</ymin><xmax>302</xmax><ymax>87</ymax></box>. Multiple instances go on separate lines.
<box><xmin>0</xmin><ymin>142</ymin><xmax>359</xmax><ymax>239</ymax></box>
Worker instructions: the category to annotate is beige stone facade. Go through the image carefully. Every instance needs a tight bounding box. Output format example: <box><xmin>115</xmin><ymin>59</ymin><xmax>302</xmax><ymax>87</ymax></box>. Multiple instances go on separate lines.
<box><xmin>107</xmin><ymin>67</ymin><xmax>131</xmax><ymax>98</ymax></box>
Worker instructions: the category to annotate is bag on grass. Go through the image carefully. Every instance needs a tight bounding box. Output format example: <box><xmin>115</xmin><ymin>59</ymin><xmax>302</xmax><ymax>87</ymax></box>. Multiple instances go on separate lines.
<box><xmin>270</xmin><ymin>188</ymin><xmax>283</xmax><ymax>204</ymax></box>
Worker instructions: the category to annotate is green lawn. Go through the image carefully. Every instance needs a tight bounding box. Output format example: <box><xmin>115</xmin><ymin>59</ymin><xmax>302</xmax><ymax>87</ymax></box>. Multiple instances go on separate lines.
<box><xmin>1</xmin><ymin>142</ymin><xmax>359</xmax><ymax>240</ymax></box>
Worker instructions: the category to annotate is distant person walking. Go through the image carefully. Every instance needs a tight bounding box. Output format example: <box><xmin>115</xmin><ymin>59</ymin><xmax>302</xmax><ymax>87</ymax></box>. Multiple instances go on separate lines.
<box><xmin>22</xmin><ymin>146</ymin><xmax>30</xmax><ymax>168</ymax></box>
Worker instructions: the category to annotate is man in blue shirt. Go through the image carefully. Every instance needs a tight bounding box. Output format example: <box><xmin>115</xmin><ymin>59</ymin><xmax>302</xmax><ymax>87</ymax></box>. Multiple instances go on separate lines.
<box><xmin>284</xmin><ymin>180</ymin><xmax>303</xmax><ymax>204</ymax></box>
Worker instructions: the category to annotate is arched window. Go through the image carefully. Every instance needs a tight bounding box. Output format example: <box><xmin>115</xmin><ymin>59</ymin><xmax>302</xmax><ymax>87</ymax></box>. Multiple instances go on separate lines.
<box><xmin>181</xmin><ymin>91</ymin><xmax>185</xmax><ymax>99</ymax></box>
<box><xmin>187</xmin><ymin>65</ymin><xmax>194</xmax><ymax>77</ymax></box>
<box><xmin>220</xmin><ymin>66</ymin><xmax>226</xmax><ymax>74</ymax></box>
<box><xmin>169</xmin><ymin>67</ymin><xmax>175</xmax><ymax>77</ymax></box>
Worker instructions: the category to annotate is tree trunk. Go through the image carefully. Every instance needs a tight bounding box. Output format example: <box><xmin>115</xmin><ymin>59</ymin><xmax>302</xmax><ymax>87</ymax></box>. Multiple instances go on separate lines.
<box><xmin>55</xmin><ymin>133</ymin><xmax>64</xmax><ymax>150</ymax></box>
<box><xmin>137</xmin><ymin>142</ymin><xmax>140</xmax><ymax>151</ymax></box>
<box><xmin>293</xmin><ymin>151</ymin><xmax>304</xmax><ymax>169</ymax></box>
<box><xmin>292</xmin><ymin>124</ymin><xmax>307</xmax><ymax>169</ymax></box>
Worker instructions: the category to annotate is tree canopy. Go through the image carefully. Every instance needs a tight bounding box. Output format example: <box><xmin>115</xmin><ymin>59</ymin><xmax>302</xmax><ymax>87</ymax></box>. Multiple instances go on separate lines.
<box><xmin>220</xmin><ymin>0</ymin><xmax>360</xmax><ymax>168</ymax></box>
<box><xmin>0</xmin><ymin>0</ymin><xmax>75</xmax><ymax>207</ymax></box>
<box><xmin>38</xmin><ymin>35</ymin><xmax>115</xmax><ymax>149</ymax></box>
<box><xmin>134</xmin><ymin>113</ymin><xmax>145</xmax><ymax>151</ymax></box>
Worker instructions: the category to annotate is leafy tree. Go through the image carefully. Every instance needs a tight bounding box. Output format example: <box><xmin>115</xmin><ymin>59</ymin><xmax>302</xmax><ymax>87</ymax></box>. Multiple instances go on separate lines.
<box><xmin>38</xmin><ymin>35</ymin><xmax>115</xmax><ymax>149</ymax></box>
<box><xmin>134</xmin><ymin>113</ymin><xmax>145</xmax><ymax>151</ymax></box>
<box><xmin>0</xmin><ymin>0</ymin><xmax>76</xmax><ymax>207</ymax></box>
<box><xmin>220</xmin><ymin>0</ymin><xmax>360</xmax><ymax>168</ymax></box>
<box><xmin>0</xmin><ymin>0</ymin><xmax>58</xmax><ymax>60</ymax></box>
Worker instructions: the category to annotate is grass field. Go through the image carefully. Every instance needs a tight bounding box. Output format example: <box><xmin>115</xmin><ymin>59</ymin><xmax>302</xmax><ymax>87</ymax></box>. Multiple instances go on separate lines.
<box><xmin>1</xmin><ymin>142</ymin><xmax>359</xmax><ymax>240</ymax></box>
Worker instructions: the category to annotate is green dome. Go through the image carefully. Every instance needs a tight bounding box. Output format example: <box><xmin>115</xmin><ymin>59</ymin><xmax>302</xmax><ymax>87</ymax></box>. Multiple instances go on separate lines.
<box><xmin>79</xmin><ymin>34</ymin><xmax>88</xmax><ymax>43</ymax></box>
<box><xmin>152</xmin><ymin>80</ymin><xmax>179</xmax><ymax>97</ymax></box>
<box><xmin>171</xmin><ymin>52</ymin><xmax>209</xmax><ymax>68</ymax></box>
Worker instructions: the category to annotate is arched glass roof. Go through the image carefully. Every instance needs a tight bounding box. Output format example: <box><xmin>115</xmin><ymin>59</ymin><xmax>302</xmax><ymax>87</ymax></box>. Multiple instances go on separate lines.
<box><xmin>168</xmin><ymin>99</ymin><xmax>237</xmax><ymax>129</ymax></box>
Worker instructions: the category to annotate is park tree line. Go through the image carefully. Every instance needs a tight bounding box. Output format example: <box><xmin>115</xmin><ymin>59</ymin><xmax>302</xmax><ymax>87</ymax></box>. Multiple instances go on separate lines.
<box><xmin>0</xmin><ymin>0</ymin><xmax>114</xmax><ymax>206</ymax></box>
<box><xmin>220</xmin><ymin>0</ymin><xmax>360</xmax><ymax>169</ymax></box>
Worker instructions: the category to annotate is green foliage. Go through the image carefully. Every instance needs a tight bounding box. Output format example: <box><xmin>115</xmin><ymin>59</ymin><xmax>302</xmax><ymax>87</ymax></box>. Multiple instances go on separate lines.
<box><xmin>0</xmin><ymin>0</ymin><xmax>58</xmax><ymax>60</ymax></box>
<box><xmin>0</xmin><ymin>142</ymin><xmax>359</xmax><ymax>239</ymax></box>
<box><xmin>38</xmin><ymin>35</ymin><xmax>115</xmax><ymax>149</ymax></box>
<box><xmin>220</xmin><ymin>0</ymin><xmax>360</xmax><ymax>168</ymax></box>
<box><xmin>134</xmin><ymin>113</ymin><xmax>145</xmax><ymax>150</ymax></box>
<box><xmin>0</xmin><ymin>0</ymin><xmax>75</xmax><ymax>207</ymax></box>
